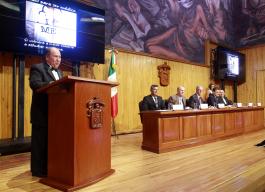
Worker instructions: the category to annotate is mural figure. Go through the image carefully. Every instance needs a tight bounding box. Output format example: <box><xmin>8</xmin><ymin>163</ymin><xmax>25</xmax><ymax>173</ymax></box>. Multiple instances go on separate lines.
<box><xmin>146</xmin><ymin>0</ymin><xmax>218</xmax><ymax>62</ymax></box>
<box><xmin>240</xmin><ymin>0</ymin><xmax>265</xmax><ymax>46</ymax></box>
<box><xmin>111</xmin><ymin>0</ymin><xmax>151</xmax><ymax>51</ymax></box>
<box><xmin>205</xmin><ymin>0</ymin><xmax>232</xmax><ymax>42</ymax></box>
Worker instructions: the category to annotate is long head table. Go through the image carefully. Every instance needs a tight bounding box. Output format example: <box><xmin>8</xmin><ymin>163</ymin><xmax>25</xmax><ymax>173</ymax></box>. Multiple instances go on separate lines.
<box><xmin>140</xmin><ymin>107</ymin><xmax>265</xmax><ymax>153</ymax></box>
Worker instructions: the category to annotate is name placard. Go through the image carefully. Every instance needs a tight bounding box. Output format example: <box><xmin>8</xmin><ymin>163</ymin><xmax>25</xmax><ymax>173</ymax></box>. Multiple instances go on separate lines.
<box><xmin>218</xmin><ymin>103</ymin><xmax>225</xmax><ymax>108</ymax></box>
<box><xmin>172</xmin><ymin>104</ymin><xmax>184</xmax><ymax>110</ymax></box>
<box><xmin>248</xmin><ymin>103</ymin><xmax>253</xmax><ymax>107</ymax></box>
<box><xmin>200</xmin><ymin>104</ymin><xmax>208</xmax><ymax>109</ymax></box>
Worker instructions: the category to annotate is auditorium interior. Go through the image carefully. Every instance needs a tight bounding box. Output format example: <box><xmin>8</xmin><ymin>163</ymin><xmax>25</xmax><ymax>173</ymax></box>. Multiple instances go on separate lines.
<box><xmin>1</xmin><ymin>0</ymin><xmax>265</xmax><ymax>191</ymax></box>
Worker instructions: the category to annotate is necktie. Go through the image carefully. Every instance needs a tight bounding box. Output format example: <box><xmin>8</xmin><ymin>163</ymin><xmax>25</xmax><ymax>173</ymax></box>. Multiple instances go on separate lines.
<box><xmin>198</xmin><ymin>96</ymin><xmax>202</xmax><ymax>104</ymax></box>
<box><xmin>179</xmin><ymin>98</ymin><xmax>182</xmax><ymax>105</ymax></box>
<box><xmin>154</xmin><ymin>97</ymin><xmax>158</xmax><ymax>108</ymax></box>
<box><xmin>223</xmin><ymin>98</ymin><xmax>227</xmax><ymax>105</ymax></box>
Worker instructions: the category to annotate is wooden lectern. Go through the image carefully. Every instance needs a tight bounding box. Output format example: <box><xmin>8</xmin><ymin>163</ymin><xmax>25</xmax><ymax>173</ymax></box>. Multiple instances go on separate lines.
<box><xmin>38</xmin><ymin>76</ymin><xmax>118</xmax><ymax>191</ymax></box>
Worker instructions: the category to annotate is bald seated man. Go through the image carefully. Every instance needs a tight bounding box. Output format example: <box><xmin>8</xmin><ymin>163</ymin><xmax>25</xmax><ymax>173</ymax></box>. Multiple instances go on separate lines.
<box><xmin>168</xmin><ymin>86</ymin><xmax>187</xmax><ymax>109</ymax></box>
<box><xmin>188</xmin><ymin>85</ymin><xmax>205</xmax><ymax>109</ymax></box>
<box><xmin>29</xmin><ymin>47</ymin><xmax>63</xmax><ymax>177</ymax></box>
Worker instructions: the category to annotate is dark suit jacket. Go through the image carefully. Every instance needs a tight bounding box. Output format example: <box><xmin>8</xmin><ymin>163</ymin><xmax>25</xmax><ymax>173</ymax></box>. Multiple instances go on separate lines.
<box><xmin>29</xmin><ymin>63</ymin><xmax>63</xmax><ymax>126</ymax></box>
<box><xmin>188</xmin><ymin>94</ymin><xmax>205</xmax><ymax>109</ymax></box>
<box><xmin>141</xmin><ymin>95</ymin><xmax>166</xmax><ymax>111</ymax></box>
<box><xmin>207</xmin><ymin>94</ymin><xmax>219</xmax><ymax>107</ymax></box>
<box><xmin>218</xmin><ymin>96</ymin><xmax>233</xmax><ymax>106</ymax></box>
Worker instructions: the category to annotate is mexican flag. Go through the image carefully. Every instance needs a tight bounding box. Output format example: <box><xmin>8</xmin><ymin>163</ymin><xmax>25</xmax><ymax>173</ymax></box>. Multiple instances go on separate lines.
<box><xmin>108</xmin><ymin>50</ymin><xmax>118</xmax><ymax>118</ymax></box>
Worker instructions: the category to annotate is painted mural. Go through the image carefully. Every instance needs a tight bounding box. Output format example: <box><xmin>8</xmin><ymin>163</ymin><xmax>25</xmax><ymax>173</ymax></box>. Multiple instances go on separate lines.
<box><xmin>91</xmin><ymin>0</ymin><xmax>242</xmax><ymax>64</ymax></box>
<box><xmin>235</xmin><ymin>0</ymin><xmax>265</xmax><ymax>47</ymax></box>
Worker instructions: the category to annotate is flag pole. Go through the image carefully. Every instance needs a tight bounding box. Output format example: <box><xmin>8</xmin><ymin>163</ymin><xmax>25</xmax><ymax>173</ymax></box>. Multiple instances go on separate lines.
<box><xmin>108</xmin><ymin>47</ymin><xmax>119</xmax><ymax>139</ymax></box>
<box><xmin>111</xmin><ymin>118</ymin><xmax>118</xmax><ymax>138</ymax></box>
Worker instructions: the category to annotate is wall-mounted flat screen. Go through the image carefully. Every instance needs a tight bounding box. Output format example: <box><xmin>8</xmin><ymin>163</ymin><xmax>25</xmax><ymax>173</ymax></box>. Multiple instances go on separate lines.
<box><xmin>213</xmin><ymin>46</ymin><xmax>246</xmax><ymax>83</ymax></box>
<box><xmin>0</xmin><ymin>0</ymin><xmax>105</xmax><ymax>63</ymax></box>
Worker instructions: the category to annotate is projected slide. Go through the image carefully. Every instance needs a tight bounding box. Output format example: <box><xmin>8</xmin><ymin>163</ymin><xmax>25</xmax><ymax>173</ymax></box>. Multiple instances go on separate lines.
<box><xmin>25</xmin><ymin>0</ymin><xmax>76</xmax><ymax>47</ymax></box>
<box><xmin>227</xmin><ymin>53</ymin><xmax>239</xmax><ymax>76</ymax></box>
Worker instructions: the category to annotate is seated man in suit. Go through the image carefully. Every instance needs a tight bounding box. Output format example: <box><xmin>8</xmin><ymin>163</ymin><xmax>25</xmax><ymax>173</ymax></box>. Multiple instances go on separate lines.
<box><xmin>168</xmin><ymin>86</ymin><xmax>186</xmax><ymax>109</ymax></box>
<box><xmin>188</xmin><ymin>85</ymin><xmax>205</xmax><ymax>109</ymax></box>
<box><xmin>142</xmin><ymin>84</ymin><xmax>166</xmax><ymax>111</ymax></box>
<box><xmin>218</xmin><ymin>89</ymin><xmax>233</xmax><ymax>106</ymax></box>
<box><xmin>207</xmin><ymin>87</ymin><xmax>220</xmax><ymax>107</ymax></box>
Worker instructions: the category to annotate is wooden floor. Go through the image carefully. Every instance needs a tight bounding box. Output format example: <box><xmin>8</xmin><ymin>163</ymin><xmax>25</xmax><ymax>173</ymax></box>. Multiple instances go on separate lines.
<box><xmin>1</xmin><ymin>130</ymin><xmax>265</xmax><ymax>192</ymax></box>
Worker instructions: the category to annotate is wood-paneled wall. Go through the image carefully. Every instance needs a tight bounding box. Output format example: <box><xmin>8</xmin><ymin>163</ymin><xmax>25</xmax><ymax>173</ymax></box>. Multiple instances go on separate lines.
<box><xmin>239</xmin><ymin>46</ymin><xmax>265</xmax><ymax>103</ymax></box>
<box><xmin>239</xmin><ymin>46</ymin><xmax>265</xmax><ymax>123</ymax></box>
<box><xmin>0</xmin><ymin>53</ymin><xmax>42</xmax><ymax>139</ymax></box>
<box><xmin>0</xmin><ymin>53</ymin><xmax>13</xmax><ymax>139</ymax></box>
<box><xmin>1</xmin><ymin>44</ymin><xmax>265</xmax><ymax>138</ymax></box>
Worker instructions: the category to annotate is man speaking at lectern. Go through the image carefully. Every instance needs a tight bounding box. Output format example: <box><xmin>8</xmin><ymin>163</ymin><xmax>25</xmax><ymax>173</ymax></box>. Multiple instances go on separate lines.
<box><xmin>29</xmin><ymin>47</ymin><xmax>63</xmax><ymax>177</ymax></box>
